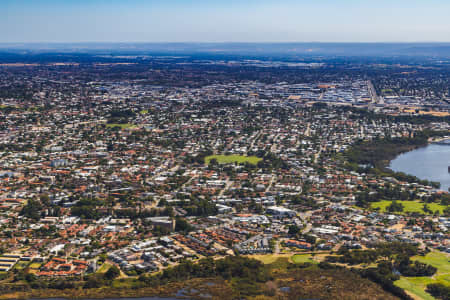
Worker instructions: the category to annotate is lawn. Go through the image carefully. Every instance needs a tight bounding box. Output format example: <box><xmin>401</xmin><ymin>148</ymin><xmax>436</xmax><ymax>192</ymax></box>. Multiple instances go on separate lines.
<box><xmin>13</xmin><ymin>261</ymin><xmax>29</xmax><ymax>270</ymax></box>
<box><xmin>370</xmin><ymin>200</ymin><xmax>446</xmax><ymax>215</ymax></box>
<box><xmin>106</xmin><ymin>123</ymin><xmax>137</xmax><ymax>129</ymax></box>
<box><xmin>97</xmin><ymin>263</ymin><xmax>112</xmax><ymax>273</ymax></box>
<box><xmin>111</xmin><ymin>278</ymin><xmax>140</xmax><ymax>289</ymax></box>
<box><xmin>414</xmin><ymin>251</ymin><xmax>450</xmax><ymax>275</ymax></box>
<box><xmin>29</xmin><ymin>262</ymin><xmax>42</xmax><ymax>269</ymax></box>
<box><xmin>248</xmin><ymin>254</ymin><xmax>291</xmax><ymax>264</ymax></box>
<box><xmin>291</xmin><ymin>254</ymin><xmax>317</xmax><ymax>264</ymax></box>
<box><xmin>395</xmin><ymin>251</ymin><xmax>450</xmax><ymax>300</ymax></box>
<box><xmin>139</xmin><ymin>109</ymin><xmax>148</xmax><ymax>114</ymax></box>
<box><xmin>205</xmin><ymin>154</ymin><xmax>262</xmax><ymax>165</ymax></box>
<box><xmin>0</xmin><ymin>105</ymin><xmax>18</xmax><ymax>109</ymax></box>
<box><xmin>395</xmin><ymin>277</ymin><xmax>435</xmax><ymax>300</ymax></box>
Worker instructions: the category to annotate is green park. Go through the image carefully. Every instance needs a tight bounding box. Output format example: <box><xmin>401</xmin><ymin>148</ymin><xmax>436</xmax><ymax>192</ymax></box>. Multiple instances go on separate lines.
<box><xmin>205</xmin><ymin>154</ymin><xmax>262</xmax><ymax>165</ymax></box>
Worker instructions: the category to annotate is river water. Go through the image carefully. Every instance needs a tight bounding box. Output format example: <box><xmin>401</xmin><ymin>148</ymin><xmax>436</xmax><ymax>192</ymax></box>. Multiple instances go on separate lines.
<box><xmin>389</xmin><ymin>143</ymin><xmax>450</xmax><ymax>191</ymax></box>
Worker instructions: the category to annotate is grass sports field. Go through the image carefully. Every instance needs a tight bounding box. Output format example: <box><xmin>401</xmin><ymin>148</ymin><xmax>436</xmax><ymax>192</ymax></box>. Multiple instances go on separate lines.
<box><xmin>249</xmin><ymin>254</ymin><xmax>291</xmax><ymax>264</ymax></box>
<box><xmin>106</xmin><ymin>123</ymin><xmax>137</xmax><ymax>129</ymax></box>
<box><xmin>370</xmin><ymin>200</ymin><xmax>446</xmax><ymax>214</ymax></box>
<box><xmin>205</xmin><ymin>154</ymin><xmax>262</xmax><ymax>165</ymax></box>
<box><xmin>291</xmin><ymin>254</ymin><xmax>317</xmax><ymax>264</ymax></box>
<box><xmin>395</xmin><ymin>251</ymin><xmax>450</xmax><ymax>300</ymax></box>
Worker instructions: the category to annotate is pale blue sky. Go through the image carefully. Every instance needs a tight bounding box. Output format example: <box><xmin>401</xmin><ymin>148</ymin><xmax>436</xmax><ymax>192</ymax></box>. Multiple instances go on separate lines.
<box><xmin>1</xmin><ymin>0</ymin><xmax>450</xmax><ymax>43</ymax></box>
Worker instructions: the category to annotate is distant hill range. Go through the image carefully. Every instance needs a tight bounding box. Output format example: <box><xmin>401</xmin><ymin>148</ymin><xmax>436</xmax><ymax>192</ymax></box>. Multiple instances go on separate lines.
<box><xmin>1</xmin><ymin>42</ymin><xmax>450</xmax><ymax>58</ymax></box>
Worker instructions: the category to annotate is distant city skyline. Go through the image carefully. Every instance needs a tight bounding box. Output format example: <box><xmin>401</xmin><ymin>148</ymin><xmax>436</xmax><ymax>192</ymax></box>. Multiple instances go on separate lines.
<box><xmin>2</xmin><ymin>0</ymin><xmax>450</xmax><ymax>43</ymax></box>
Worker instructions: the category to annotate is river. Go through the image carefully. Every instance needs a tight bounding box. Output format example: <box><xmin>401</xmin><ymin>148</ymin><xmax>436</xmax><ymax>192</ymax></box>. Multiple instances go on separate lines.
<box><xmin>389</xmin><ymin>143</ymin><xmax>450</xmax><ymax>191</ymax></box>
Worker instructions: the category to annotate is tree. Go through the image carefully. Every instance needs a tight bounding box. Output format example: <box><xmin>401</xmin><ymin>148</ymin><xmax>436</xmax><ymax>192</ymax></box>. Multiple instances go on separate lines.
<box><xmin>387</xmin><ymin>200</ymin><xmax>404</xmax><ymax>213</ymax></box>
<box><xmin>422</xmin><ymin>203</ymin><xmax>431</xmax><ymax>214</ymax></box>
<box><xmin>40</xmin><ymin>194</ymin><xmax>50</xmax><ymax>206</ymax></box>
<box><xmin>303</xmin><ymin>234</ymin><xmax>317</xmax><ymax>245</ymax></box>
<box><xmin>288</xmin><ymin>225</ymin><xmax>301</xmax><ymax>235</ymax></box>
<box><xmin>84</xmin><ymin>274</ymin><xmax>105</xmax><ymax>288</ymax></box>
<box><xmin>20</xmin><ymin>199</ymin><xmax>42</xmax><ymax>221</ymax></box>
<box><xmin>175</xmin><ymin>217</ymin><xmax>192</xmax><ymax>233</ymax></box>
<box><xmin>426</xmin><ymin>283</ymin><xmax>450</xmax><ymax>300</ymax></box>
<box><xmin>105</xmin><ymin>265</ymin><xmax>120</xmax><ymax>280</ymax></box>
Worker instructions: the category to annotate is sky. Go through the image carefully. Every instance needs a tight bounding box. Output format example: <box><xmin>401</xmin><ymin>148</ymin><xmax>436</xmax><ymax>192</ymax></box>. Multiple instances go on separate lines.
<box><xmin>1</xmin><ymin>0</ymin><xmax>450</xmax><ymax>43</ymax></box>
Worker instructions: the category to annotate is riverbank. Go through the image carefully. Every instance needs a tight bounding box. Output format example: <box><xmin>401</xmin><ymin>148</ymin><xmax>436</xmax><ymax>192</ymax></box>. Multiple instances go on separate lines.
<box><xmin>345</xmin><ymin>132</ymin><xmax>447</xmax><ymax>188</ymax></box>
<box><xmin>0</xmin><ymin>278</ymin><xmax>224</xmax><ymax>300</ymax></box>
<box><xmin>390</xmin><ymin>143</ymin><xmax>450</xmax><ymax>191</ymax></box>
<box><xmin>428</xmin><ymin>136</ymin><xmax>450</xmax><ymax>144</ymax></box>
<box><xmin>0</xmin><ymin>257</ymin><xmax>401</xmax><ymax>300</ymax></box>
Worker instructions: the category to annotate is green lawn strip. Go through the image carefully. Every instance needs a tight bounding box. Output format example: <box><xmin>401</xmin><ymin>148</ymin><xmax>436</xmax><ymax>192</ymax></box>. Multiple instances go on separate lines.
<box><xmin>205</xmin><ymin>155</ymin><xmax>262</xmax><ymax>165</ymax></box>
<box><xmin>291</xmin><ymin>254</ymin><xmax>317</xmax><ymax>264</ymax></box>
<box><xmin>395</xmin><ymin>277</ymin><xmax>435</xmax><ymax>300</ymax></box>
<box><xmin>249</xmin><ymin>255</ymin><xmax>280</xmax><ymax>264</ymax></box>
<box><xmin>29</xmin><ymin>262</ymin><xmax>42</xmax><ymax>269</ymax></box>
<box><xmin>97</xmin><ymin>263</ymin><xmax>112</xmax><ymax>273</ymax></box>
<box><xmin>395</xmin><ymin>251</ymin><xmax>450</xmax><ymax>299</ymax></box>
<box><xmin>112</xmin><ymin>278</ymin><xmax>140</xmax><ymax>289</ymax></box>
<box><xmin>370</xmin><ymin>200</ymin><xmax>446</xmax><ymax>214</ymax></box>
<box><xmin>106</xmin><ymin>123</ymin><xmax>137</xmax><ymax>129</ymax></box>
<box><xmin>413</xmin><ymin>252</ymin><xmax>450</xmax><ymax>275</ymax></box>
<box><xmin>13</xmin><ymin>261</ymin><xmax>30</xmax><ymax>270</ymax></box>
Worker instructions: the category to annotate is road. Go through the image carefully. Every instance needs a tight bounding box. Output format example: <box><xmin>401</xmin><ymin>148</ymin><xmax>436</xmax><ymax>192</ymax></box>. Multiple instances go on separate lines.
<box><xmin>248</xmin><ymin>131</ymin><xmax>261</xmax><ymax>154</ymax></box>
<box><xmin>314</xmin><ymin>145</ymin><xmax>324</xmax><ymax>164</ymax></box>
<box><xmin>274</xmin><ymin>239</ymin><xmax>280</xmax><ymax>254</ymax></box>
<box><xmin>304</xmin><ymin>123</ymin><xmax>311</xmax><ymax>137</ymax></box>
<box><xmin>299</xmin><ymin>211</ymin><xmax>313</xmax><ymax>234</ymax></box>
<box><xmin>265</xmin><ymin>173</ymin><xmax>275</xmax><ymax>193</ymax></box>
<box><xmin>219</xmin><ymin>178</ymin><xmax>233</xmax><ymax>197</ymax></box>
<box><xmin>270</xmin><ymin>133</ymin><xmax>280</xmax><ymax>152</ymax></box>
<box><xmin>368</xmin><ymin>80</ymin><xmax>378</xmax><ymax>104</ymax></box>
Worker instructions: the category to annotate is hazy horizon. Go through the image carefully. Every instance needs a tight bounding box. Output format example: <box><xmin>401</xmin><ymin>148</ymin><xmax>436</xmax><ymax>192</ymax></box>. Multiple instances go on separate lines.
<box><xmin>1</xmin><ymin>42</ymin><xmax>450</xmax><ymax>59</ymax></box>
